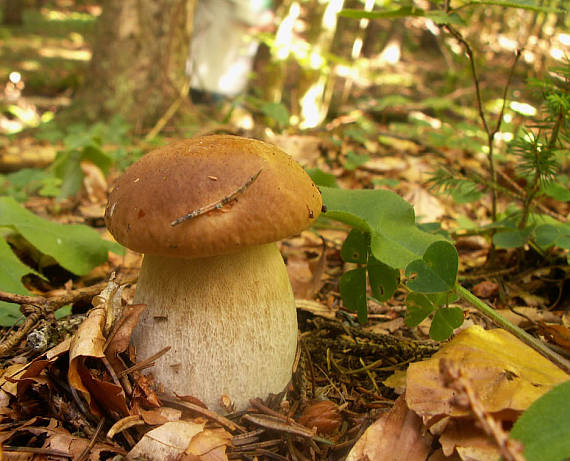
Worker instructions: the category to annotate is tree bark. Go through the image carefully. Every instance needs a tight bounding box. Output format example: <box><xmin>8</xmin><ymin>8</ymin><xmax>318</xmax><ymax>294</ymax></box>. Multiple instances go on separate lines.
<box><xmin>3</xmin><ymin>0</ymin><xmax>24</xmax><ymax>25</ymax></box>
<box><xmin>74</xmin><ymin>0</ymin><xmax>195</xmax><ymax>129</ymax></box>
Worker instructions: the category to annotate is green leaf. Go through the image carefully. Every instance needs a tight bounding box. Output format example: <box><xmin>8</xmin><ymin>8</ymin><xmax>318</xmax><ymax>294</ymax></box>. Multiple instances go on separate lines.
<box><xmin>542</xmin><ymin>181</ymin><xmax>570</xmax><ymax>202</ymax></box>
<box><xmin>261</xmin><ymin>102</ymin><xmax>290</xmax><ymax>127</ymax></box>
<box><xmin>339</xmin><ymin>7</ymin><xmax>463</xmax><ymax>24</ymax></box>
<box><xmin>321</xmin><ymin>187</ymin><xmax>444</xmax><ymax>269</ymax></box>
<box><xmin>341</xmin><ymin>229</ymin><xmax>369</xmax><ymax>263</ymax></box>
<box><xmin>0</xmin><ymin>196</ymin><xmax>122</xmax><ymax>276</ymax></box>
<box><xmin>368</xmin><ymin>257</ymin><xmax>398</xmax><ymax>302</ymax></box>
<box><xmin>406</xmin><ymin>241</ymin><xmax>458</xmax><ymax>293</ymax></box>
<box><xmin>493</xmin><ymin>228</ymin><xmax>532</xmax><ymax>248</ymax></box>
<box><xmin>307</xmin><ymin>168</ymin><xmax>339</xmax><ymax>188</ymax></box>
<box><xmin>405</xmin><ymin>293</ymin><xmax>435</xmax><ymax>327</ymax></box>
<box><xmin>82</xmin><ymin>144</ymin><xmax>113</xmax><ymax>175</ymax></box>
<box><xmin>450</xmin><ymin>183</ymin><xmax>483</xmax><ymax>204</ymax></box>
<box><xmin>339</xmin><ymin>268</ymin><xmax>368</xmax><ymax>323</ymax></box>
<box><xmin>429</xmin><ymin>307</ymin><xmax>463</xmax><ymax>341</ymax></box>
<box><xmin>510</xmin><ymin>380</ymin><xmax>570</xmax><ymax>461</ymax></box>
<box><xmin>460</xmin><ymin>0</ymin><xmax>563</xmax><ymax>13</ymax></box>
<box><xmin>535</xmin><ymin>224</ymin><xmax>559</xmax><ymax>247</ymax></box>
<box><xmin>0</xmin><ymin>238</ymin><xmax>34</xmax><ymax>325</ymax></box>
<box><xmin>372</xmin><ymin>178</ymin><xmax>399</xmax><ymax>188</ymax></box>
<box><xmin>51</xmin><ymin>150</ymin><xmax>84</xmax><ymax>198</ymax></box>
<box><xmin>344</xmin><ymin>151</ymin><xmax>370</xmax><ymax>171</ymax></box>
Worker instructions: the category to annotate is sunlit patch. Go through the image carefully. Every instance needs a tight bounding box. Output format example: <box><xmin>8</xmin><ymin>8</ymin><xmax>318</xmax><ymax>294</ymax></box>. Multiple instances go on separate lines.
<box><xmin>8</xmin><ymin>72</ymin><xmax>21</xmax><ymax>84</ymax></box>
<box><xmin>522</xmin><ymin>50</ymin><xmax>535</xmax><ymax>64</ymax></box>
<box><xmin>510</xmin><ymin>101</ymin><xmax>536</xmax><ymax>117</ymax></box>
<box><xmin>275</xmin><ymin>2</ymin><xmax>300</xmax><ymax>60</ymax></box>
<box><xmin>559</xmin><ymin>33</ymin><xmax>570</xmax><ymax>46</ymax></box>
<box><xmin>379</xmin><ymin>40</ymin><xmax>401</xmax><ymax>65</ymax></box>
<box><xmin>498</xmin><ymin>35</ymin><xmax>518</xmax><ymax>51</ymax></box>
<box><xmin>410</xmin><ymin>111</ymin><xmax>441</xmax><ymax>129</ymax></box>
<box><xmin>550</xmin><ymin>48</ymin><xmax>565</xmax><ymax>60</ymax></box>
<box><xmin>38</xmin><ymin>47</ymin><xmax>91</xmax><ymax>61</ymax></box>
<box><xmin>503</xmin><ymin>113</ymin><xmax>512</xmax><ymax>123</ymax></box>
<box><xmin>309</xmin><ymin>51</ymin><xmax>324</xmax><ymax>70</ymax></box>
<box><xmin>495</xmin><ymin>131</ymin><xmax>514</xmax><ymax>143</ymax></box>
<box><xmin>322</xmin><ymin>0</ymin><xmax>343</xmax><ymax>30</ymax></box>
<box><xmin>300</xmin><ymin>80</ymin><xmax>325</xmax><ymax>129</ymax></box>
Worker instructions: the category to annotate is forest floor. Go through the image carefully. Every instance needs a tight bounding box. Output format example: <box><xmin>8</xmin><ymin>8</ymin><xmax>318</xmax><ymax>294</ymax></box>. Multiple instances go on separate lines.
<box><xmin>0</xmin><ymin>2</ymin><xmax>569</xmax><ymax>461</ymax></box>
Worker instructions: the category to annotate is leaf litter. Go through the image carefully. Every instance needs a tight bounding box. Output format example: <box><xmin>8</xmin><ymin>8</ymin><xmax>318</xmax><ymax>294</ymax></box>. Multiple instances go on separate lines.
<box><xmin>1</xmin><ymin>128</ymin><xmax>570</xmax><ymax>460</ymax></box>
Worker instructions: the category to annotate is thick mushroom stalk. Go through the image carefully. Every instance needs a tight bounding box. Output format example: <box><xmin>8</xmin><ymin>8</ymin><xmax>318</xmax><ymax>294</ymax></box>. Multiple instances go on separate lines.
<box><xmin>132</xmin><ymin>243</ymin><xmax>298</xmax><ymax>412</ymax></box>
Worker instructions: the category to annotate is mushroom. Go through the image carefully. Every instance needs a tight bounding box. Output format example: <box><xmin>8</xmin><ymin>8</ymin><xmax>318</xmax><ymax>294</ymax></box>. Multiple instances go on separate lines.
<box><xmin>105</xmin><ymin>135</ymin><xmax>322</xmax><ymax>412</ymax></box>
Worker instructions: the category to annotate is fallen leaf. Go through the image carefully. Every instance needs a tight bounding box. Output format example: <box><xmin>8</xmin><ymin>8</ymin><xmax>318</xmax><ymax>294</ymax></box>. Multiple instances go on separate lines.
<box><xmin>185</xmin><ymin>427</ymin><xmax>232</xmax><ymax>461</ymax></box>
<box><xmin>406</xmin><ymin>326</ymin><xmax>569</xmax><ymax>419</ymax></box>
<box><xmin>0</xmin><ymin>416</ymin><xmax>124</xmax><ymax>460</ymax></box>
<box><xmin>538</xmin><ymin>323</ymin><xmax>570</xmax><ymax>350</ymax></box>
<box><xmin>471</xmin><ymin>281</ymin><xmax>498</xmax><ymax>299</ymax></box>
<box><xmin>346</xmin><ymin>394</ymin><xmax>433</xmax><ymax>461</ymax></box>
<box><xmin>128</xmin><ymin>420</ymin><xmax>205</xmax><ymax>460</ymax></box>
<box><xmin>105</xmin><ymin>303</ymin><xmax>146</xmax><ymax>371</ymax></box>
<box><xmin>141</xmin><ymin>407</ymin><xmax>183</xmax><ymax>425</ymax></box>
<box><xmin>405</xmin><ymin>186</ymin><xmax>445</xmax><ymax>222</ymax></box>
<box><xmin>438</xmin><ymin>418</ymin><xmax>500</xmax><ymax>459</ymax></box>
<box><xmin>286</xmin><ymin>247</ymin><xmax>326</xmax><ymax>299</ymax></box>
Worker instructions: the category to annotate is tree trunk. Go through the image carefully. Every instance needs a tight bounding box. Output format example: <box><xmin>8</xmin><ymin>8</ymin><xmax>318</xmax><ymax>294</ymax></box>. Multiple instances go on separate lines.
<box><xmin>3</xmin><ymin>0</ymin><xmax>23</xmax><ymax>25</ymax></box>
<box><xmin>74</xmin><ymin>0</ymin><xmax>195</xmax><ymax>129</ymax></box>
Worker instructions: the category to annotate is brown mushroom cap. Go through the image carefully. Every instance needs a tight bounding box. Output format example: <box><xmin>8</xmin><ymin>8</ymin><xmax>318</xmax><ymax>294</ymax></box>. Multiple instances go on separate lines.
<box><xmin>105</xmin><ymin>135</ymin><xmax>322</xmax><ymax>258</ymax></box>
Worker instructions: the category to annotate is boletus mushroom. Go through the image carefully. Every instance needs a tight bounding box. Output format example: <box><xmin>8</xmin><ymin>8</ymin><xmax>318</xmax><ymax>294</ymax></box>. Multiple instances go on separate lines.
<box><xmin>105</xmin><ymin>135</ymin><xmax>322</xmax><ymax>412</ymax></box>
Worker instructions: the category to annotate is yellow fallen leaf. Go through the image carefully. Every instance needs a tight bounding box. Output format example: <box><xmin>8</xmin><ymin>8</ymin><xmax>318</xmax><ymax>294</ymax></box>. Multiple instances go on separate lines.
<box><xmin>406</xmin><ymin>326</ymin><xmax>569</xmax><ymax>418</ymax></box>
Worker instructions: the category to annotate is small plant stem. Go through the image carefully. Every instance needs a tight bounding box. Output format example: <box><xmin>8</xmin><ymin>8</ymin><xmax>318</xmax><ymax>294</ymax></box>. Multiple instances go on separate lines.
<box><xmin>455</xmin><ymin>283</ymin><xmax>570</xmax><ymax>373</ymax></box>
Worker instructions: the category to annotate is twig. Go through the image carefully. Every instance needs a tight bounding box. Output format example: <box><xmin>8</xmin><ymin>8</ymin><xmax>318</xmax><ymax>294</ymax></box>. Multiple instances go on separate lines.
<box><xmin>242</xmin><ymin>414</ymin><xmax>317</xmax><ymax>439</ymax></box>
<box><xmin>439</xmin><ymin>359</ymin><xmax>525</xmax><ymax>461</ymax></box>
<box><xmin>76</xmin><ymin>417</ymin><xmax>106</xmax><ymax>461</ymax></box>
<box><xmin>2</xmin><ymin>446</ymin><xmax>71</xmax><ymax>458</ymax></box>
<box><xmin>144</xmin><ymin>79</ymin><xmax>191</xmax><ymax>141</ymax></box>
<box><xmin>160</xmin><ymin>396</ymin><xmax>246</xmax><ymax>433</ymax></box>
<box><xmin>171</xmin><ymin>169</ymin><xmax>263</xmax><ymax>226</ymax></box>
<box><xmin>118</xmin><ymin>346</ymin><xmax>171</xmax><ymax>377</ymax></box>
<box><xmin>0</xmin><ymin>283</ymin><xmax>109</xmax><ymax>356</ymax></box>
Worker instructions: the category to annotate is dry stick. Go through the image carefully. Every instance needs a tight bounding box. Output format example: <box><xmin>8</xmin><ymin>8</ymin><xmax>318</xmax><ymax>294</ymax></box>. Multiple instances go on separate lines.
<box><xmin>439</xmin><ymin>359</ymin><xmax>525</xmax><ymax>461</ymax></box>
<box><xmin>0</xmin><ymin>283</ymin><xmax>108</xmax><ymax>356</ymax></box>
<box><xmin>76</xmin><ymin>417</ymin><xmax>107</xmax><ymax>461</ymax></box>
<box><xmin>160</xmin><ymin>396</ymin><xmax>245</xmax><ymax>433</ymax></box>
<box><xmin>2</xmin><ymin>447</ymin><xmax>71</xmax><ymax>458</ymax></box>
<box><xmin>171</xmin><ymin>169</ymin><xmax>263</xmax><ymax>226</ymax></box>
<box><xmin>118</xmin><ymin>346</ymin><xmax>171</xmax><ymax>377</ymax></box>
<box><xmin>144</xmin><ymin>79</ymin><xmax>191</xmax><ymax>142</ymax></box>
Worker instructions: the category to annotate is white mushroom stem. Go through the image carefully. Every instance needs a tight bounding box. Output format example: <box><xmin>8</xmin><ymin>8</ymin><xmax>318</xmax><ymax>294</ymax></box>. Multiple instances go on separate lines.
<box><xmin>131</xmin><ymin>243</ymin><xmax>298</xmax><ymax>412</ymax></box>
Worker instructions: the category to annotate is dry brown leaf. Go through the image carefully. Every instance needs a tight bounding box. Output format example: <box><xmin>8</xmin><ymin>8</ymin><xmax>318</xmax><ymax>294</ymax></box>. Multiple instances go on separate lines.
<box><xmin>269</xmin><ymin>134</ymin><xmax>326</xmax><ymax>166</ymax></box>
<box><xmin>11</xmin><ymin>337</ymin><xmax>71</xmax><ymax>397</ymax></box>
<box><xmin>405</xmin><ymin>186</ymin><xmax>445</xmax><ymax>222</ymax></box>
<box><xmin>185</xmin><ymin>427</ymin><xmax>232</xmax><ymax>461</ymax></box>
<box><xmin>494</xmin><ymin>307</ymin><xmax>559</xmax><ymax>327</ymax></box>
<box><xmin>286</xmin><ymin>248</ymin><xmax>326</xmax><ymax>299</ymax></box>
<box><xmin>128</xmin><ymin>420</ymin><xmax>205</xmax><ymax>460</ymax></box>
<box><xmin>0</xmin><ymin>417</ymin><xmax>124</xmax><ymax>460</ymax></box>
<box><xmin>296</xmin><ymin>299</ymin><xmax>337</xmax><ymax>320</ymax></box>
<box><xmin>346</xmin><ymin>394</ymin><xmax>433</xmax><ymax>461</ymax></box>
<box><xmin>105</xmin><ymin>303</ymin><xmax>146</xmax><ymax>372</ymax></box>
<box><xmin>406</xmin><ymin>326</ymin><xmax>569</xmax><ymax>419</ymax></box>
<box><xmin>471</xmin><ymin>281</ymin><xmax>498</xmax><ymax>299</ymax></box>
<box><xmin>141</xmin><ymin>407</ymin><xmax>183</xmax><ymax>425</ymax></box>
<box><xmin>68</xmin><ymin>306</ymin><xmax>107</xmax><ymax>414</ymax></box>
<box><xmin>438</xmin><ymin>419</ymin><xmax>500</xmax><ymax>460</ymax></box>
<box><xmin>539</xmin><ymin>322</ymin><xmax>570</xmax><ymax>350</ymax></box>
